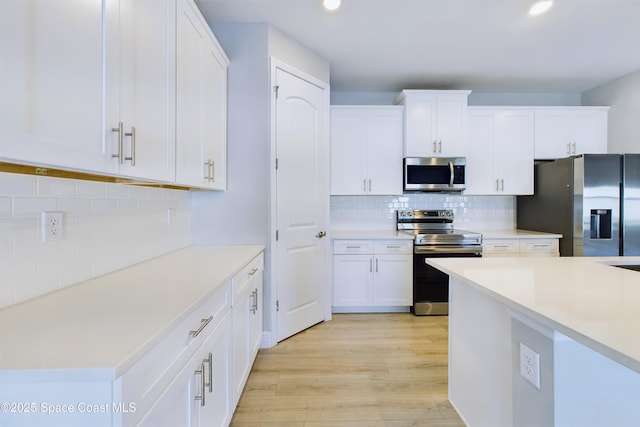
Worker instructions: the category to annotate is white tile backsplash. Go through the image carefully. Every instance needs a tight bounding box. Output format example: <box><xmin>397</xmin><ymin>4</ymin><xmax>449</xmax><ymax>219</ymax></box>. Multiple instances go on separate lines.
<box><xmin>0</xmin><ymin>172</ymin><xmax>191</xmax><ymax>309</ymax></box>
<box><xmin>330</xmin><ymin>194</ymin><xmax>516</xmax><ymax>230</ymax></box>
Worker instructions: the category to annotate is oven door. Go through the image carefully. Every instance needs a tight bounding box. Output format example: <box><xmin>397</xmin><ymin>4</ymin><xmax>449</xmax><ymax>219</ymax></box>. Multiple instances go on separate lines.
<box><xmin>413</xmin><ymin>246</ymin><xmax>481</xmax><ymax>315</ymax></box>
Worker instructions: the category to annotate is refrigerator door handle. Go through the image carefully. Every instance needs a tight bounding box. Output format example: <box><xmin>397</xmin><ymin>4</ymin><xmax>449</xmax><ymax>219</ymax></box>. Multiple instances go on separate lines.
<box><xmin>590</xmin><ymin>214</ymin><xmax>601</xmax><ymax>239</ymax></box>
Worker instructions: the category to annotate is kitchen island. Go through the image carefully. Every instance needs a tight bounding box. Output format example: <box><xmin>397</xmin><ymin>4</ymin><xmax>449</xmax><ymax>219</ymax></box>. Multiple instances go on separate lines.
<box><xmin>428</xmin><ymin>256</ymin><xmax>640</xmax><ymax>427</ymax></box>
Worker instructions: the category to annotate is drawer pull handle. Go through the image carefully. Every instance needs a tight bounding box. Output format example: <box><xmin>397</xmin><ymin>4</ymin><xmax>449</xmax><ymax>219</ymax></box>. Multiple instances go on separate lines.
<box><xmin>493</xmin><ymin>245</ymin><xmax>511</xmax><ymax>248</ymax></box>
<box><xmin>249</xmin><ymin>267</ymin><xmax>259</xmax><ymax>276</ymax></box>
<box><xmin>386</xmin><ymin>245</ymin><xmax>401</xmax><ymax>249</ymax></box>
<box><xmin>190</xmin><ymin>315</ymin><xmax>213</xmax><ymax>338</ymax></box>
<box><xmin>533</xmin><ymin>244</ymin><xmax>550</xmax><ymax>248</ymax></box>
<box><xmin>346</xmin><ymin>245</ymin><xmax>362</xmax><ymax>249</ymax></box>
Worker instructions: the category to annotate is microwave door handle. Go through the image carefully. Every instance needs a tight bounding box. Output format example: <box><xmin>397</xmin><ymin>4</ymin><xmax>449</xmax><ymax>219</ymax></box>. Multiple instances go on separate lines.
<box><xmin>449</xmin><ymin>161</ymin><xmax>454</xmax><ymax>187</ymax></box>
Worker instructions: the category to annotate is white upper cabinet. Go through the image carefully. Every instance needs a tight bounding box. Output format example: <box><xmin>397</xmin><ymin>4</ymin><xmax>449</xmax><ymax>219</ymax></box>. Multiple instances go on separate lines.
<box><xmin>331</xmin><ymin>106</ymin><xmax>403</xmax><ymax>195</ymax></box>
<box><xmin>465</xmin><ymin>108</ymin><xmax>534</xmax><ymax>195</ymax></box>
<box><xmin>396</xmin><ymin>90</ymin><xmax>470</xmax><ymax>158</ymax></box>
<box><xmin>534</xmin><ymin>107</ymin><xmax>608</xmax><ymax>159</ymax></box>
<box><xmin>175</xmin><ymin>0</ymin><xmax>229</xmax><ymax>190</ymax></box>
<box><xmin>0</xmin><ymin>0</ymin><xmax>106</xmax><ymax>172</ymax></box>
<box><xmin>104</xmin><ymin>0</ymin><xmax>176</xmax><ymax>182</ymax></box>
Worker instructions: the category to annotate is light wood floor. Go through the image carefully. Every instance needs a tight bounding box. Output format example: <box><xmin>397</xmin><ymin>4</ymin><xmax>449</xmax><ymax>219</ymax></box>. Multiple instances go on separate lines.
<box><xmin>230</xmin><ymin>313</ymin><xmax>465</xmax><ymax>426</ymax></box>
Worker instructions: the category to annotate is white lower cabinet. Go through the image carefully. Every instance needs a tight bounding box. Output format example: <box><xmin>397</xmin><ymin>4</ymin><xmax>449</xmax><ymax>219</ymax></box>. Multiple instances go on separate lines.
<box><xmin>231</xmin><ymin>253</ymin><xmax>264</xmax><ymax>407</ymax></box>
<box><xmin>333</xmin><ymin>240</ymin><xmax>412</xmax><ymax>309</ymax></box>
<box><xmin>0</xmin><ymin>250</ymin><xmax>264</xmax><ymax>427</ymax></box>
<box><xmin>137</xmin><ymin>310</ymin><xmax>232</xmax><ymax>427</ymax></box>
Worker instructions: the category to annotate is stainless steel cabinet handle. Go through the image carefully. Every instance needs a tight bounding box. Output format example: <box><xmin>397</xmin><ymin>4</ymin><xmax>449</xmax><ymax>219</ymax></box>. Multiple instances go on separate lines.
<box><xmin>204</xmin><ymin>352</ymin><xmax>213</xmax><ymax>393</ymax></box>
<box><xmin>363</xmin><ymin>178</ymin><xmax>367</xmax><ymax>192</ymax></box>
<box><xmin>249</xmin><ymin>267</ymin><xmax>259</xmax><ymax>276</ymax></box>
<box><xmin>572</xmin><ymin>142</ymin><xmax>577</xmax><ymax>154</ymax></box>
<box><xmin>370</xmin><ymin>258</ymin><xmax>373</xmax><ymax>272</ymax></box>
<box><xmin>210</xmin><ymin>160</ymin><xmax>215</xmax><ymax>182</ymax></box>
<box><xmin>368</xmin><ymin>179</ymin><xmax>371</xmax><ymax>192</ymax></box>
<box><xmin>250</xmin><ymin>288</ymin><xmax>258</xmax><ymax>314</ymax></box>
<box><xmin>496</xmin><ymin>179</ymin><xmax>500</xmax><ymax>191</ymax></box>
<box><xmin>190</xmin><ymin>315</ymin><xmax>213</xmax><ymax>337</ymax></box>
<box><xmin>111</xmin><ymin>122</ymin><xmax>124</xmax><ymax>164</ymax></box>
<box><xmin>375</xmin><ymin>258</ymin><xmax>379</xmax><ymax>272</ymax></box>
<box><xmin>346</xmin><ymin>245</ymin><xmax>362</xmax><ymax>249</ymax></box>
<box><xmin>315</xmin><ymin>231</ymin><xmax>326</xmax><ymax>238</ymax></box>
<box><xmin>433</xmin><ymin>140</ymin><xmax>437</xmax><ymax>153</ymax></box>
<box><xmin>386</xmin><ymin>245</ymin><xmax>401</xmax><ymax>249</ymax></box>
<box><xmin>124</xmin><ymin>126</ymin><xmax>136</xmax><ymax>166</ymax></box>
<box><xmin>194</xmin><ymin>361</ymin><xmax>206</xmax><ymax>406</ymax></box>
<box><xmin>500</xmin><ymin>179</ymin><xmax>504</xmax><ymax>191</ymax></box>
<box><xmin>438</xmin><ymin>140</ymin><xmax>442</xmax><ymax>153</ymax></box>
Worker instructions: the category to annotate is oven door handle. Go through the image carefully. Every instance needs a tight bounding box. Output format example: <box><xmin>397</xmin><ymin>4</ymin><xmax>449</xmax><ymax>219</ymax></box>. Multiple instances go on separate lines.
<box><xmin>414</xmin><ymin>246</ymin><xmax>482</xmax><ymax>255</ymax></box>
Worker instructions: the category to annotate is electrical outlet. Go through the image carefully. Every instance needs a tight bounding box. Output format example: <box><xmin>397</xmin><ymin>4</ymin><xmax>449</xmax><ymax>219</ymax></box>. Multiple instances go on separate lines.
<box><xmin>42</xmin><ymin>211</ymin><xmax>64</xmax><ymax>242</ymax></box>
<box><xmin>520</xmin><ymin>342</ymin><xmax>541</xmax><ymax>389</ymax></box>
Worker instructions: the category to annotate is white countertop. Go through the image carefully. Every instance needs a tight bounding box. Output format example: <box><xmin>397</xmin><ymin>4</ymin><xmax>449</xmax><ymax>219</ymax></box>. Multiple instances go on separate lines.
<box><xmin>427</xmin><ymin>256</ymin><xmax>640</xmax><ymax>372</ymax></box>
<box><xmin>480</xmin><ymin>229</ymin><xmax>563</xmax><ymax>239</ymax></box>
<box><xmin>0</xmin><ymin>245</ymin><xmax>264</xmax><ymax>378</ymax></box>
<box><xmin>330</xmin><ymin>229</ymin><xmax>414</xmax><ymax>240</ymax></box>
<box><xmin>330</xmin><ymin>228</ymin><xmax>561</xmax><ymax>240</ymax></box>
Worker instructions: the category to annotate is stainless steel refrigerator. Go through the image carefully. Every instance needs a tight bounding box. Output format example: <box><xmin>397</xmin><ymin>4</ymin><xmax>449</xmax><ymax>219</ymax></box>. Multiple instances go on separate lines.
<box><xmin>517</xmin><ymin>154</ymin><xmax>640</xmax><ymax>256</ymax></box>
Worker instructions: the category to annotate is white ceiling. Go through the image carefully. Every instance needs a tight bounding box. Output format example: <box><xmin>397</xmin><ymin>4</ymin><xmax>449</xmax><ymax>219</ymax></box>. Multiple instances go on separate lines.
<box><xmin>196</xmin><ymin>0</ymin><xmax>640</xmax><ymax>93</ymax></box>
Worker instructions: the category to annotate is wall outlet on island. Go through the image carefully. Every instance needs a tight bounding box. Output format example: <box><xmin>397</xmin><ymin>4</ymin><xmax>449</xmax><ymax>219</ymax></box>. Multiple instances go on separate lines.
<box><xmin>42</xmin><ymin>211</ymin><xmax>64</xmax><ymax>242</ymax></box>
<box><xmin>520</xmin><ymin>342</ymin><xmax>541</xmax><ymax>389</ymax></box>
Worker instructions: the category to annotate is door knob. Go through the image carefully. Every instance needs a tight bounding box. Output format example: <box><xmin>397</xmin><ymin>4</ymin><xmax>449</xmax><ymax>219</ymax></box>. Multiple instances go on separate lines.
<box><xmin>316</xmin><ymin>231</ymin><xmax>326</xmax><ymax>238</ymax></box>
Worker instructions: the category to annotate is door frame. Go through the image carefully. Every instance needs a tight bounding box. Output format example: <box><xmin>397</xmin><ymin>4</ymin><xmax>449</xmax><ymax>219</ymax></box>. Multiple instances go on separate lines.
<box><xmin>266</xmin><ymin>58</ymin><xmax>332</xmax><ymax>347</ymax></box>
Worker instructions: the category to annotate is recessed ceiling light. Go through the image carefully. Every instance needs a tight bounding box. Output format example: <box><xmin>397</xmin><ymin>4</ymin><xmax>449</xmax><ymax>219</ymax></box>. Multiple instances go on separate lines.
<box><xmin>528</xmin><ymin>0</ymin><xmax>553</xmax><ymax>16</ymax></box>
<box><xmin>323</xmin><ymin>0</ymin><xmax>341</xmax><ymax>11</ymax></box>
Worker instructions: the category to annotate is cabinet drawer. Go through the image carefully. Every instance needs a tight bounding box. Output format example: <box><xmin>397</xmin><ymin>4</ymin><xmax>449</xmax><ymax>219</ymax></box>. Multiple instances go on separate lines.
<box><xmin>232</xmin><ymin>253</ymin><xmax>264</xmax><ymax>303</ymax></box>
<box><xmin>373</xmin><ymin>241</ymin><xmax>413</xmax><ymax>254</ymax></box>
<box><xmin>483</xmin><ymin>239</ymin><xmax>519</xmax><ymax>254</ymax></box>
<box><xmin>333</xmin><ymin>240</ymin><xmax>374</xmax><ymax>254</ymax></box>
<box><xmin>520</xmin><ymin>239</ymin><xmax>559</xmax><ymax>254</ymax></box>
<box><xmin>120</xmin><ymin>281</ymin><xmax>231</xmax><ymax>424</ymax></box>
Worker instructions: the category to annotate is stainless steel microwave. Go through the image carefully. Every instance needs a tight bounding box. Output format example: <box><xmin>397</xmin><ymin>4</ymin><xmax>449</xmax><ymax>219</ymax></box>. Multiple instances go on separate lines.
<box><xmin>403</xmin><ymin>157</ymin><xmax>466</xmax><ymax>192</ymax></box>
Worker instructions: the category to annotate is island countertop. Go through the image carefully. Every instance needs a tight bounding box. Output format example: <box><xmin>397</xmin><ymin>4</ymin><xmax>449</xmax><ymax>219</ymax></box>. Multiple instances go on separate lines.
<box><xmin>427</xmin><ymin>256</ymin><xmax>640</xmax><ymax>373</ymax></box>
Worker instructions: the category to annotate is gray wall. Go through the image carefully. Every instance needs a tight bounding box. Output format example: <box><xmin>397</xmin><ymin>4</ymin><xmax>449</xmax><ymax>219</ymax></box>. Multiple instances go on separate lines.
<box><xmin>330</xmin><ymin>90</ymin><xmax>583</xmax><ymax>106</ymax></box>
<box><xmin>583</xmin><ymin>69</ymin><xmax>640</xmax><ymax>153</ymax></box>
<box><xmin>190</xmin><ymin>23</ymin><xmax>330</xmax><ymax>335</ymax></box>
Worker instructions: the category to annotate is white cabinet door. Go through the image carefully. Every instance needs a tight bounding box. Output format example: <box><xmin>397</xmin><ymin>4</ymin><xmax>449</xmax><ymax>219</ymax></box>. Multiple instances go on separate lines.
<box><xmin>199</xmin><ymin>312</ymin><xmax>233</xmax><ymax>427</ymax></box>
<box><xmin>136</xmin><ymin>351</ymin><xmax>198</xmax><ymax>427</ymax></box>
<box><xmin>494</xmin><ymin>110</ymin><xmax>534</xmax><ymax>195</ymax></box>
<box><xmin>176</xmin><ymin>0</ymin><xmax>229</xmax><ymax>189</ymax></box>
<box><xmin>373</xmin><ymin>255</ymin><xmax>413</xmax><ymax>305</ymax></box>
<box><xmin>466</xmin><ymin>109</ymin><xmax>534</xmax><ymax>195</ymax></box>
<box><xmin>0</xmin><ymin>0</ymin><xmax>106</xmax><ymax>172</ymax></box>
<box><xmin>104</xmin><ymin>0</ymin><xmax>176</xmax><ymax>182</ymax></box>
<box><xmin>330</xmin><ymin>106</ymin><xmax>402</xmax><ymax>195</ymax></box>
<box><xmin>333</xmin><ymin>240</ymin><xmax>412</xmax><ymax>308</ymax></box>
<box><xmin>232</xmin><ymin>256</ymin><xmax>264</xmax><ymax>407</ymax></box>
<box><xmin>398</xmin><ymin>90</ymin><xmax>470</xmax><ymax>157</ymax></box>
<box><xmin>366</xmin><ymin>108</ymin><xmax>403</xmax><ymax>194</ymax></box>
<box><xmin>333</xmin><ymin>254</ymin><xmax>373</xmax><ymax>306</ymax></box>
<box><xmin>534</xmin><ymin>108</ymin><xmax>608</xmax><ymax>159</ymax></box>
<box><xmin>330</xmin><ymin>109</ymin><xmax>366</xmax><ymax>194</ymax></box>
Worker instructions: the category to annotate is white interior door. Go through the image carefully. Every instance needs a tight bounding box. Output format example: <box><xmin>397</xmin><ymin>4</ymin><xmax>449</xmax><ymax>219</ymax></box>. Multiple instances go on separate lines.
<box><xmin>274</xmin><ymin>66</ymin><xmax>329</xmax><ymax>342</ymax></box>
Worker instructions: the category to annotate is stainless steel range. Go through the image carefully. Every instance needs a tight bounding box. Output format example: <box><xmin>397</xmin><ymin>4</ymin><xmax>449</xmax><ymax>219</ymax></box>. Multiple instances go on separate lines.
<box><xmin>396</xmin><ymin>209</ymin><xmax>482</xmax><ymax>315</ymax></box>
